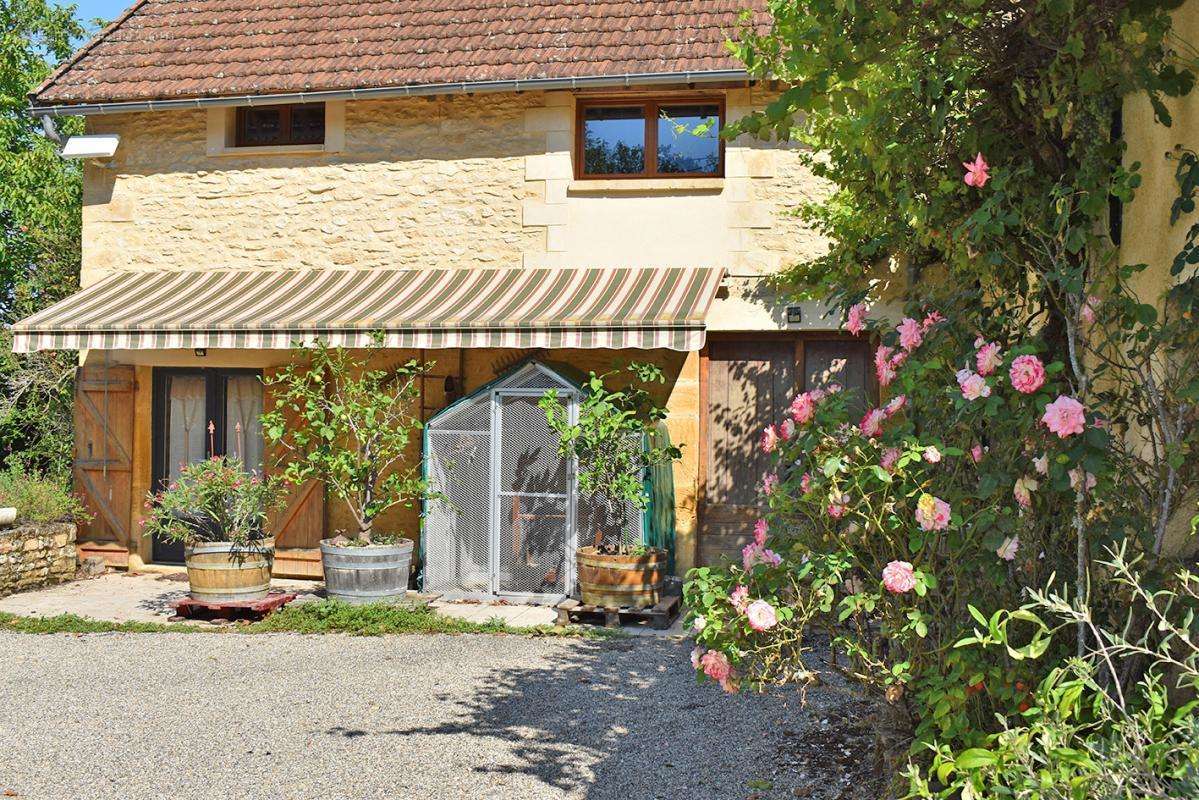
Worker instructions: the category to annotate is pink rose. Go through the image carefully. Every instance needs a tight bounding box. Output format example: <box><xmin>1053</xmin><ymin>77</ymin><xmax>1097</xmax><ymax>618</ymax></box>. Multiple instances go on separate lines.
<box><xmin>800</xmin><ymin>472</ymin><xmax>812</xmax><ymax>494</ymax></box>
<box><xmin>1013</xmin><ymin>476</ymin><xmax>1038</xmax><ymax>509</ymax></box>
<box><xmin>1033</xmin><ymin>454</ymin><xmax>1048</xmax><ymax>475</ymax></box>
<box><xmin>923</xmin><ymin>446</ymin><xmax>942</xmax><ymax>464</ymax></box>
<box><xmin>882</xmin><ymin>560</ymin><xmax>918</xmax><ymax>594</ymax></box>
<box><xmin>760</xmin><ymin>424</ymin><xmax>779</xmax><ymax>453</ymax></box>
<box><xmin>753</xmin><ymin>518</ymin><xmax>769</xmax><ymax>547</ymax></box>
<box><xmin>742</xmin><ymin>544</ymin><xmax>782</xmax><ymax>571</ymax></box>
<box><xmin>996</xmin><ymin>536</ymin><xmax>1019</xmax><ymax>562</ymax></box>
<box><xmin>963</xmin><ymin>153</ymin><xmax>989</xmax><ymax>188</ymax></box>
<box><xmin>827</xmin><ymin>503</ymin><xmax>847</xmax><ymax>519</ymax></box>
<box><xmin>880</xmin><ymin>448</ymin><xmax>901</xmax><ymax>472</ymax></box>
<box><xmin>845</xmin><ymin>303</ymin><xmax>868</xmax><ymax>336</ymax></box>
<box><xmin>700</xmin><ymin>649</ymin><xmax>732</xmax><ymax>682</ymax></box>
<box><xmin>975</xmin><ymin>341</ymin><xmax>1003</xmax><ymax>376</ymax></box>
<box><xmin>1080</xmin><ymin>295</ymin><xmax>1100</xmax><ymax>325</ymax></box>
<box><xmin>884</xmin><ymin>394</ymin><xmax>907</xmax><ymax>417</ymax></box>
<box><xmin>1069</xmin><ymin>467</ymin><xmax>1097</xmax><ymax>493</ymax></box>
<box><xmin>915</xmin><ymin>493</ymin><xmax>951</xmax><ymax>531</ymax></box>
<box><xmin>746</xmin><ymin>599</ymin><xmax>778</xmax><ymax>631</ymax></box>
<box><xmin>779</xmin><ymin>418</ymin><xmax>796</xmax><ymax>440</ymax></box>
<box><xmin>922</xmin><ymin>310</ymin><xmax>945</xmax><ymax>331</ymax></box>
<box><xmin>1009</xmin><ymin>355</ymin><xmax>1045</xmax><ymax>394</ymax></box>
<box><xmin>897</xmin><ymin>317</ymin><xmax>924</xmax><ymax>352</ymax></box>
<box><xmin>1042</xmin><ymin>396</ymin><xmax>1086</xmax><ymax>438</ymax></box>
<box><xmin>860</xmin><ymin>408</ymin><xmax>886</xmax><ymax>438</ymax></box>
<box><xmin>761</xmin><ymin>472</ymin><xmax>779</xmax><ymax>495</ymax></box>
<box><xmin>956</xmin><ymin>369</ymin><xmax>992</xmax><ymax>401</ymax></box>
<box><xmin>790</xmin><ymin>392</ymin><xmax>816</xmax><ymax>425</ymax></box>
<box><xmin>692</xmin><ymin>616</ymin><xmax>707</xmax><ymax>633</ymax></box>
<box><xmin>875</xmin><ymin>345</ymin><xmax>897</xmax><ymax>387</ymax></box>
<box><xmin>729</xmin><ymin>584</ymin><xmax>750</xmax><ymax>612</ymax></box>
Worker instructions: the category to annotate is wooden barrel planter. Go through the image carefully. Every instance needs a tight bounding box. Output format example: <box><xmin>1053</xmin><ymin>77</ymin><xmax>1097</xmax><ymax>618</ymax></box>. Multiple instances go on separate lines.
<box><xmin>184</xmin><ymin>539</ymin><xmax>274</xmax><ymax>603</ymax></box>
<box><xmin>320</xmin><ymin>538</ymin><xmax>413</xmax><ymax>605</ymax></box>
<box><xmin>576</xmin><ymin>546</ymin><xmax>666</xmax><ymax>609</ymax></box>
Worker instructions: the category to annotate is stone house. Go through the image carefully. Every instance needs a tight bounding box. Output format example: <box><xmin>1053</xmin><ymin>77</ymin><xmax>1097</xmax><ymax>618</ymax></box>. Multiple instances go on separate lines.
<box><xmin>13</xmin><ymin>0</ymin><xmax>877</xmax><ymax>599</ymax></box>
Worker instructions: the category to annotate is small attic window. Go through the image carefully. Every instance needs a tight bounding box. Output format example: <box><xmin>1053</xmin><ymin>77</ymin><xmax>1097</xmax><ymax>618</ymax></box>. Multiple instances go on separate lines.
<box><xmin>234</xmin><ymin>103</ymin><xmax>325</xmax><ymax>147</ymax></box>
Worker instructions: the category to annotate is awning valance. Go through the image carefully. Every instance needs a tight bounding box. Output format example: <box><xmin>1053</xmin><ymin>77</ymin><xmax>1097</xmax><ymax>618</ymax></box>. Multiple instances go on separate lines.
<box><xmin>11</xmin><ymin>267</ymin><xmax>724</xmax><ymax>353</ymax></box>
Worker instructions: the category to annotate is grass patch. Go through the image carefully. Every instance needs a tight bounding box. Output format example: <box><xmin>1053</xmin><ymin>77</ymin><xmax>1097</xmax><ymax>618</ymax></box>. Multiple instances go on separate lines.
<box><xmin>0</xmin><ymin>601</ymin><xmax>622</xmax><ymax>638</ymax></box>
<box><xmin>0</xmin><ymin>611</ymin><xmax>202</xmax><ymax>634</ymax></box>
<box><xmin>244</xmin><ymin>599</ymin><xmax>517</xmax><ymax>635</ymax></box>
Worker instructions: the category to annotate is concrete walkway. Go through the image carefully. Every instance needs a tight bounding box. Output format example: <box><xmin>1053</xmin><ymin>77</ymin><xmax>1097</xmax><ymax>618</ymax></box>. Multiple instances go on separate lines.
<box><xmin>0</xmin><ymin>571</ymin><xmax>560</xmax><ymax>627</ymax></box>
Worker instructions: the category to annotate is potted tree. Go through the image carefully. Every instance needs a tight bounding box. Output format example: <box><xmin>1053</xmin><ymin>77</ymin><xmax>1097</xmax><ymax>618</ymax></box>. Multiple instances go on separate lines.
<box><xmin>263</xmin><ymin>340</ymin><xmax>429</xmax><ymax>605</ymax></box>
<box><xmin>142</xmin><ymin>456</ymin><xmax>283</xmax><ymax>602</ymax></box>
<box><xmin>541</xmin><ymin>363</ymin><xmax>681</xmax><ymax>609</ymax></box>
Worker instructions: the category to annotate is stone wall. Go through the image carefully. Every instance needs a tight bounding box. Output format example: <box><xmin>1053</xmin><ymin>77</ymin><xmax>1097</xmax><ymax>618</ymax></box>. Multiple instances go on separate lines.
<box><xmin>0</xmin><ymin>523</ymin><xmax>77</xmax><ymax>597</ymax></box>
<box><xmin>79</xmin><ymin>88</ymin><xmax>833</xmax><ymax>333</ymax></box>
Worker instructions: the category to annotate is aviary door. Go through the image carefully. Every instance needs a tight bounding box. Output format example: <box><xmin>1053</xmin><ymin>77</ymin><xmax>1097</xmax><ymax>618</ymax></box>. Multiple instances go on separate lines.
<box><xmin>700</xmin><ymin>339</ymin><xmax>798</xmax><ymax>566</ymax></box>
<box><xmin>494</xmin><ymin>391</ymin><xmax>571</xmax><ymax>597</ymax></box>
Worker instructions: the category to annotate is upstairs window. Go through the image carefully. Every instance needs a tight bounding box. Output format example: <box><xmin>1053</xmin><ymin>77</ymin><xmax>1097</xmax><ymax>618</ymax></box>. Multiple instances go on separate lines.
<box><xmin>577</xmin><ymin>99</ymin><xmax>723</xmax><ymax>179</ymax></box>
<box><xmin>234</xmin><ymin>103</ymin><xmax>325</xmax><ymax>147</ymax></box>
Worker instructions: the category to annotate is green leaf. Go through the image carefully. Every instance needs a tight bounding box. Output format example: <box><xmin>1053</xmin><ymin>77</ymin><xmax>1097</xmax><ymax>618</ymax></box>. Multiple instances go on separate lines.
<box><xmin>954</xmin><ymin>749</ymin><xmax>998</xmax><ymax>770</ymax></box>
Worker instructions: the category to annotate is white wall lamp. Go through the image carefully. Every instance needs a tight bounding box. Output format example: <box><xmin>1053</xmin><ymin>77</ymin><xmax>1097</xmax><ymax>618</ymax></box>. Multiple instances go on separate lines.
<box><xmin>60</xmin><ymin>134</ymin><xmax>121</xmax><ymax>168</ymax></box>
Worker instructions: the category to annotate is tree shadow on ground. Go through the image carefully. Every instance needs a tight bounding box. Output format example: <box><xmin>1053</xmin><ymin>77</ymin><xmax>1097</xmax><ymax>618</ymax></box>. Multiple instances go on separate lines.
<box><xmin>322</xmin><ymin>636</ymin><xmax>819</xmax><ymax>799</ymax></box>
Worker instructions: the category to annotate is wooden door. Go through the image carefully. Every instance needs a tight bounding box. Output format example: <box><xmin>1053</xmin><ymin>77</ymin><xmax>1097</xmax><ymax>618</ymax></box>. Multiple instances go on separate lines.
<box><xmin>700</xmin><ymin>339</ymin><xmax>798</xmax><ymax>566</ymax></box>
<box><xmin>802</xmin><ymin>339</ymin><xmax>872</xmax><ymax>413</ymax></box>
<box><xmin>698</xmin><ymin>336</ymin><xmax>874</xmax><ymax>567</ymax></box>
<box><xmin>74</xmin><ymin>365</ymin><xmax>135</xmax><ymax>566</ymax></box>
<box><xmin>262</xmin><ymin>366</ymin><xmax>326</xmax><ymax>578</ymax></box>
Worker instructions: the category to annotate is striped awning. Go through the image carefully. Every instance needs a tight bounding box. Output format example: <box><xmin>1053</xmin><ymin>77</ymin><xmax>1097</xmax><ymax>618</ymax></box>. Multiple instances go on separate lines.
<box><xmin>11</xmin><ymin>267</ymin><xmax>724</xmax><ymax>353</ymax></box>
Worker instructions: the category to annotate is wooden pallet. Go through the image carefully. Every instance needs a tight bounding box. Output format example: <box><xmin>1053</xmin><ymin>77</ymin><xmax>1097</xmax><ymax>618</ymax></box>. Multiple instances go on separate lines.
<box><xmin>556</xmin><ymin>593</ymin><xmax>680</xmax><ymax>630</ymax></box>
<box><xmin>168</xmin><ymin>591</ymin><xmax>298</xmax><ymax>623</ymax></box>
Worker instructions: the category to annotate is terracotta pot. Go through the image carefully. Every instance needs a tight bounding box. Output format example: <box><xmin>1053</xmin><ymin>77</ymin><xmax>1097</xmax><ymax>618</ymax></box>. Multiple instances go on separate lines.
<box><xmin>576</xmin><ymin>545</ymin><xmax>666</xmax><ymax>609</ymax></box>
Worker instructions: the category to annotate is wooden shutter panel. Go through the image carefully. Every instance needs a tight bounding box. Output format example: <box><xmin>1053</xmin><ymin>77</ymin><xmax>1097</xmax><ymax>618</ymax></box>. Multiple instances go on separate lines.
<box><xmin>73</xmin><ymin>365</ymin><xmax>135</xmax><ymax>566</ymax></box>
<box><xmin>262</xmin><ymin>366</ymin><xmax>326</xmax><ymax>578</ymax></box>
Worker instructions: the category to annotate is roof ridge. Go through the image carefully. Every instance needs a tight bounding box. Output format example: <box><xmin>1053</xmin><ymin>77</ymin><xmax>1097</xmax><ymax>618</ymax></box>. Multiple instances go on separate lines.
<box><xmin>29</xmin><ymin>0</ymin><xmax>155</xmax><ymax>103</ymax></box>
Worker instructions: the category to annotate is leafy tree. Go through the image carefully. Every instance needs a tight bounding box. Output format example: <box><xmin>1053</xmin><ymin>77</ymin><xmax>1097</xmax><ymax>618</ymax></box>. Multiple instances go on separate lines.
<box><xmin>0</xmin><ymin>1</ymin><xmax>86</xmax><ymax>480</ymax></box>
<box><xmin>262</xmin><ymin>341</ymin><xmax>430</xmax><ymax>545</ymax></box>
<box><xmin>540</xmin><ymin>363</ymin><xmax>681</xmax><ymax>554</ymax></box>
<box><xmin>683</xmin><ymin>1</ymin><xmax>1199</xmax><ymax>792</ymax></box>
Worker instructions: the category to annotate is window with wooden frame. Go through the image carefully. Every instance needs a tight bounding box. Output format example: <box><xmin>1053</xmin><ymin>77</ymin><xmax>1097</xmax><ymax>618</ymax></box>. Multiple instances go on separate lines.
<box><xmin>576</xmin><ymin>98</ymin><xmax>724</xmax><ymax>179</ymax></box>
<box><xmin>234</xmin><ymin>103</ymin><xmax>326</xmax><ymax>148</ymax></box>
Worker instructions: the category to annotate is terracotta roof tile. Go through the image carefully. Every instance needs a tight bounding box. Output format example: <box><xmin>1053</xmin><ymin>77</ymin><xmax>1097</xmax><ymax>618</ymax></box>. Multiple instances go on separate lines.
<box><xmin>33</xmin><ymin>0</ymin><xmax>767</xmax><ymax>106</ymax></box>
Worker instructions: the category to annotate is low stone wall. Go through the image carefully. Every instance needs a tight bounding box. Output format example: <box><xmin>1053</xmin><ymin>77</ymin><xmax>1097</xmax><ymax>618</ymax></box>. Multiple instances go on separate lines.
<box><xmin>0</xmin><ymin>522</ymin><xmax>77</xmax><ymax>597</ymax></box>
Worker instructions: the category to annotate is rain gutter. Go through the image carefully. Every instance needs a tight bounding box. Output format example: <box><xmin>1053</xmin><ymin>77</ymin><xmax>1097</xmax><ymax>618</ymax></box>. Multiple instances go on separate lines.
<box><xmin>29</xmin><ymin>69</ymin><xmax>753</xmax><ymax>117</ymax></box>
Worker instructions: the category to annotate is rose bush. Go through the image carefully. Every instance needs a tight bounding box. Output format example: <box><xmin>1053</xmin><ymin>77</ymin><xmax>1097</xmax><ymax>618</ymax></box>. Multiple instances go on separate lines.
<box><xmin>685</xmin><ymin>308</ymin><xmax>1113</xmax><ymax>748</ymax></box>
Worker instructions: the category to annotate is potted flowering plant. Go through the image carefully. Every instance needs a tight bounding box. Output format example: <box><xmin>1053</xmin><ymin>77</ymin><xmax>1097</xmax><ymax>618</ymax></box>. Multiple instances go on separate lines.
<box><xmin>541</xmin><ymin>363</ymin><xmax>681</xmax><ymax>608</ymax></box>
<box><xmin>262</xmin><ymin>339</ymin><xmax>430</xmax><ymax>604</ymax></box>
<box><xmin>142</xmin><ymin>456</ymin><xmax>284</xmax><ymax>602</ymax></box>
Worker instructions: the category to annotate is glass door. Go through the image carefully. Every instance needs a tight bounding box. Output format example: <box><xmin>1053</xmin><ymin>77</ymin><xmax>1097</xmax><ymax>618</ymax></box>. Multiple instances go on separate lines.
<box><xmin>493</xmin><ymin>392</ymin><xmax>571</xmax><ymax>597</ymax></box>
<box><xmin>151</xmin><ymin>369</ymin><xmax>263</xmax><ymax>563</ymax></box>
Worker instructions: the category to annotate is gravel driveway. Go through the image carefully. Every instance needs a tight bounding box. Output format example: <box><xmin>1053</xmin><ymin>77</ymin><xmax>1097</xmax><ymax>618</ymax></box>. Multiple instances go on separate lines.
<box><xmin>0</xmin><ymin>632</ymin><xmax>876</xmax><ymax>800</ymax></box>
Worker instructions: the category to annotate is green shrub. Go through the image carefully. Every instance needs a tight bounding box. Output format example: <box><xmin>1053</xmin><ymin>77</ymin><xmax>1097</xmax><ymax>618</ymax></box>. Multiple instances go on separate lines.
<box><xmin>908</xmin><ymin>548</ymin><xmax>1199</xmax><ymax>798</ymax></box>
<box><xmin>0</xmin><ymin>467</ymin><xmax>89</xmax><ymax>524</ymax></box>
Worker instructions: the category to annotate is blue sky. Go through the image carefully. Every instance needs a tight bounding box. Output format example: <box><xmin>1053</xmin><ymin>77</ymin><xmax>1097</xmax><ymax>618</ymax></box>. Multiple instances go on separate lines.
<box><xmin>59</xmin><ymin>0</ymin><xmax>132</xmax><ymax>31</ymax></box>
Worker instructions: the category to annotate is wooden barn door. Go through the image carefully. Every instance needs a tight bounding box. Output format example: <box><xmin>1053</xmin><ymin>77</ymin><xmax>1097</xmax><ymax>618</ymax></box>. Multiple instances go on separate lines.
<box><xmin>74</xmin><ymin>365</ymin><xmax>135</xmax><ymax>566</ymax></box>
<box><xmin>698</xmin><ymin>336</ymin><xmax>874</xmax><ymax>567</ymax></box>
<box><xmin>700</xmin><ymin>339</ymin><xmax>798</xmax><ymax>566</ymax></box>
<box><xmin>262</xmin><ymin>366</ymin><xmax>326</xmax><ymax>578</ymax></box>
